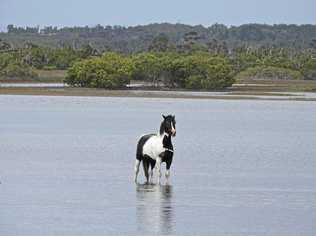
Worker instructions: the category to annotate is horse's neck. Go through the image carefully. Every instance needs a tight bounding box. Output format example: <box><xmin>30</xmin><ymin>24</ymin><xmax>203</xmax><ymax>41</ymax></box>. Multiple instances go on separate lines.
<box><xmin>158</xmin><ymin>122</ymin><xmax>173</xmax><ymax>147</ymax></box>
<box><xmin>162</xmin><ymin>133</ymin><xmax>173</xmax><ymax>149</ymax></box>
<box><xmin>157</xmin><ymin>132</ymin><xmax>167</xmax><ymax>139</ymax></box>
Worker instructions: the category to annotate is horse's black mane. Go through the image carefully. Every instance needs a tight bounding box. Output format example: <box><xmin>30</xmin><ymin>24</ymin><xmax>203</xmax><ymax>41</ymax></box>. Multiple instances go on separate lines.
<box><xmin>159</xmin><ymin>121</ymin><xmax>165</xmax><ymax>135</ymax></box>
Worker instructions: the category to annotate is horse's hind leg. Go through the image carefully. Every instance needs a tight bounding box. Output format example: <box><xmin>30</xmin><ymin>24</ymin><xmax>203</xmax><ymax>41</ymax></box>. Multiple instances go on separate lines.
<box><xmin>156</xmin><ymin>157</ymin><xmax>162</xmax><ymax>185</ymax></box>
<box><xmin>142</xmin><ymin>158</ymin><xmax>150</xmax><ymax>184</ymax></box>
<box><xmin>149</xmin><ymin>160</ymin><xmax>156</xmax><ymax>184</ymax></box>
<box><xmin>134</xmin><ymin>159</ymin><xmax>141</xmax><ymax>183</ymax></box>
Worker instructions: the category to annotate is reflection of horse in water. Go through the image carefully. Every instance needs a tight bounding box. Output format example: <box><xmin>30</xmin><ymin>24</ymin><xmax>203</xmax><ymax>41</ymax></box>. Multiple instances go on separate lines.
<box><xmin>136</xmin><ymin>184</ymin><xmax>174</xmax><ymax>234</ymax></box>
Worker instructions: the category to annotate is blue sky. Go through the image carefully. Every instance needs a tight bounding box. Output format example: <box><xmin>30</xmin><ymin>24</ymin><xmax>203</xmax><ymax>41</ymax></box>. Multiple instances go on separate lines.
<box><xmin>1</xmin><ymin>0</ymin><xmax>315</xmax><ymax>31</ymax></box>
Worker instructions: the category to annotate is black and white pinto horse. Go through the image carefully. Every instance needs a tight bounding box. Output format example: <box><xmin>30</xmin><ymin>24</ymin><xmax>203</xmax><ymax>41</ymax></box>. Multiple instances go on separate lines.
<box><xmin>134</xmin><ymin>115</ymin><xmax>176</xmax><ymax>184</ymax></box>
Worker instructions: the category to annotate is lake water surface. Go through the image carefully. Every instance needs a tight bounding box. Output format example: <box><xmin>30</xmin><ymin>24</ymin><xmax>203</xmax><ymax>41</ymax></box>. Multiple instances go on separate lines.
<box><xmin>1</xmin><ymin>95</ymin><xmax>316</xmax><ymax>235</ymax></box>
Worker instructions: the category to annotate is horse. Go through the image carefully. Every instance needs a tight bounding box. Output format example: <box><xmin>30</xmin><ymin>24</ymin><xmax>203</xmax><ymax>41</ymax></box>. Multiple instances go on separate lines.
<box><xmin>134</xmin><ymin>115</ymin><xmax>176</xmax><ymax>185</ymax></box>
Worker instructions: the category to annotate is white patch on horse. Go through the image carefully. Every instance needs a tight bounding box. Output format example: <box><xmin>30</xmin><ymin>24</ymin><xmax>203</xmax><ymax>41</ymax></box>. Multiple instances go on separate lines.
<box><xmin>142</xmin><ymin>133</ymin><xmax>166</xmax><ymax>160</ymax></box>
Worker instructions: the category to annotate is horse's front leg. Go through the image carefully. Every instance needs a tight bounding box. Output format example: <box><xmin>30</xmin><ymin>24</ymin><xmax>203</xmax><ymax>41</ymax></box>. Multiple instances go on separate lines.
<box><xmin>165</xmin><ymin>169</ymin><xmax>170</xmax><ymax>185</ymax></box>
<box><xmin>134</xmin><ymin>159</ymin><xmax>140</xmax><ymax>183</ymax></box>
<box><xmin>156</xmin><ymin>157</ymin><xmax>162</xmax><ymax>185</ymax></box>
<box><xmin>165</xmin><ymin>157</ymin><xmax>172</xmax><ymax>185</ymax></box>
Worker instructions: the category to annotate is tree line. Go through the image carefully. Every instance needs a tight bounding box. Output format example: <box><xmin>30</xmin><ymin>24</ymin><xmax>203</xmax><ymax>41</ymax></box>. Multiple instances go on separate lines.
<box><xmin>3</xmin><ymin>23</ymin><xmax>316</xmax><ymax>52</ymax></box>
<box><xmin>1</xmin><ymin>31</ymin><xmax>315</xmax><ymax>89</ymax></box>
<box><xmin>64</xmin><ymin>45</ymin><xmax>315</xmax><ymax>89</ymax></box>
<box><xmin>0</xmin><ymin>40</ymin><xmax>97</xmax><ymax>79</ymax></box>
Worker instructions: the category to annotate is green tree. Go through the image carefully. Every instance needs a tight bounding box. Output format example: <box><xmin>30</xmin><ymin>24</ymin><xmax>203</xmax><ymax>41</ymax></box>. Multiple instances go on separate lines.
<box><xmin>132</xmin><ymin>52</ymin><xmax>163</xmax><ymax>85</ymax></box>
<box><xmin>169</xmin><ymin>53</ymin><xmax>234</xmax><ymax>89</ymax></box>
<box><xmin>301</xmin><ymin>58</ymin><xmax>316</xmax><ymax>80</ymax></box>
<box><xmin>0</xmin><ymin>39</ymin><xmax>11</xmax><ymax>51</ymax></box>
<box><xmin>148</xmin><ymin>34</ymin><xmax>172</xmax><ymax>52</ymax></box>
<box><xmin>79</xmin><ymin>44</ymin><xmax>98</xmax><ymax>58</ymax></box>
<box><xmin>65</xmin><ymin>52</ymin><xmax>134</xmax><ymax>88</ymax></box>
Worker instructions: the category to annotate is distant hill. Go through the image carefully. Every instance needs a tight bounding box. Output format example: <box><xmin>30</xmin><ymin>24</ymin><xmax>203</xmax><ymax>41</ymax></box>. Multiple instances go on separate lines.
<box><xmin>1</xmin><ymin>23</ymin><xmax>316</xmax><ymax>53</ymax></box>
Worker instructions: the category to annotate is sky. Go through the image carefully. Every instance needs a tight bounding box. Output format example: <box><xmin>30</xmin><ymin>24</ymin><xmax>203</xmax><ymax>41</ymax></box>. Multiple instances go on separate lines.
<box><xmin>1</xmin><ymin>0</ymin><xmax>316</xmax><ymax>31</ymax></box>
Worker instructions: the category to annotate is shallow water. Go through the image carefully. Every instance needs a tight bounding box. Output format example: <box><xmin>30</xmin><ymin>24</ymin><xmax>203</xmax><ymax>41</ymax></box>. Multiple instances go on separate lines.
<box><xmin>0</xmin><ymin>83</ymin><xmax>67</xmax><ymax>87</ymax></box>
<box><xmin>1</xmin><ymin>95</ymin><xmax>316</xmax><ymax>235</ymax></box>
<box><xmin>2</xmin><ymin>82</ymin><xmax>316</xmax><ymax>100</ymax></box>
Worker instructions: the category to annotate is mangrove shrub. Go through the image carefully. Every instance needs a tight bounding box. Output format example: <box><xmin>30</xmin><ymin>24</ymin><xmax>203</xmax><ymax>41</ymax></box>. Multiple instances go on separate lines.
<box><xmin>65</xmin><ymin>52</ymin><xmax>134</xmax><ymax>88</ymax></box>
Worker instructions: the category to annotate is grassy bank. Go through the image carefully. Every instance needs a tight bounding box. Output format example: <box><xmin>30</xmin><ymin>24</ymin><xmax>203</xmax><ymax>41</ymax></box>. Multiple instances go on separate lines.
<box><xmin>0</xmin><ymin>70</ymin><xmax>66</xmax><ymax>83</ymax></box>
<box><xmin>2</xmin><ymin>74</ymin><xmax>316</xmax><ymax>101</ymax></box>
<box><xmin>1</xmin><ymin>87</ymin><xmax>316</xmax><ymax>101</ymax></box>
<box><xmin>35</xmin><ymin>69</ymin><xmax>66</xmax><ymax>82</ymax></box>
<box><xmin>232</xmin><ymin>79</ymin><xmax>316</xmax><ymax>92</ymax></box>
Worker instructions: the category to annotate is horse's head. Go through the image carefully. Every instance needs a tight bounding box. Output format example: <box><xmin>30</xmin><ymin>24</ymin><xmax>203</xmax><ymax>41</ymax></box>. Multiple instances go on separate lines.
<box><xmin>160</xmin><ymin>114</ymin><xmax>176</xmax><ymax>137</ymax></box>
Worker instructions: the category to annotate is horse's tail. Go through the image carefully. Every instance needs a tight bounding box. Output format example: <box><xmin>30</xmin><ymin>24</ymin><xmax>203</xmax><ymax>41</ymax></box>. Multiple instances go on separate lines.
<box><xmin>136</xmin><ymin>138</ymin><xmax>144</xmax><ymax>161</ymax></box>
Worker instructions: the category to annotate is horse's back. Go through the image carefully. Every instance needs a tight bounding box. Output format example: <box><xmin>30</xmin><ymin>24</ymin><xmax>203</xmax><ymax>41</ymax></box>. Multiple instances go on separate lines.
<box><xmin>136</xmin><ymin>134</ymin><xmax>155</xmax><ymax>161</ymax></box>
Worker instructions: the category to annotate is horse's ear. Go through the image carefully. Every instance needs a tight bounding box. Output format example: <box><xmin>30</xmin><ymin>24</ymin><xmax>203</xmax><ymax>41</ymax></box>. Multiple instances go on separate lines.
<box><xmin>162</xmin><ymin>114</ymin><xmax>166</xmax><ymax>119</ymax></box>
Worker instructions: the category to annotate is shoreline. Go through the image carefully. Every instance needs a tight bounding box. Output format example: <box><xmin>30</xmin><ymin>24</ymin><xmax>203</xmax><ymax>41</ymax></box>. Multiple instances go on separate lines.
<box><xmin>1</xmin><ymin>87</ymin><xmax>316</xmax><ymax>101</ymax></box>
